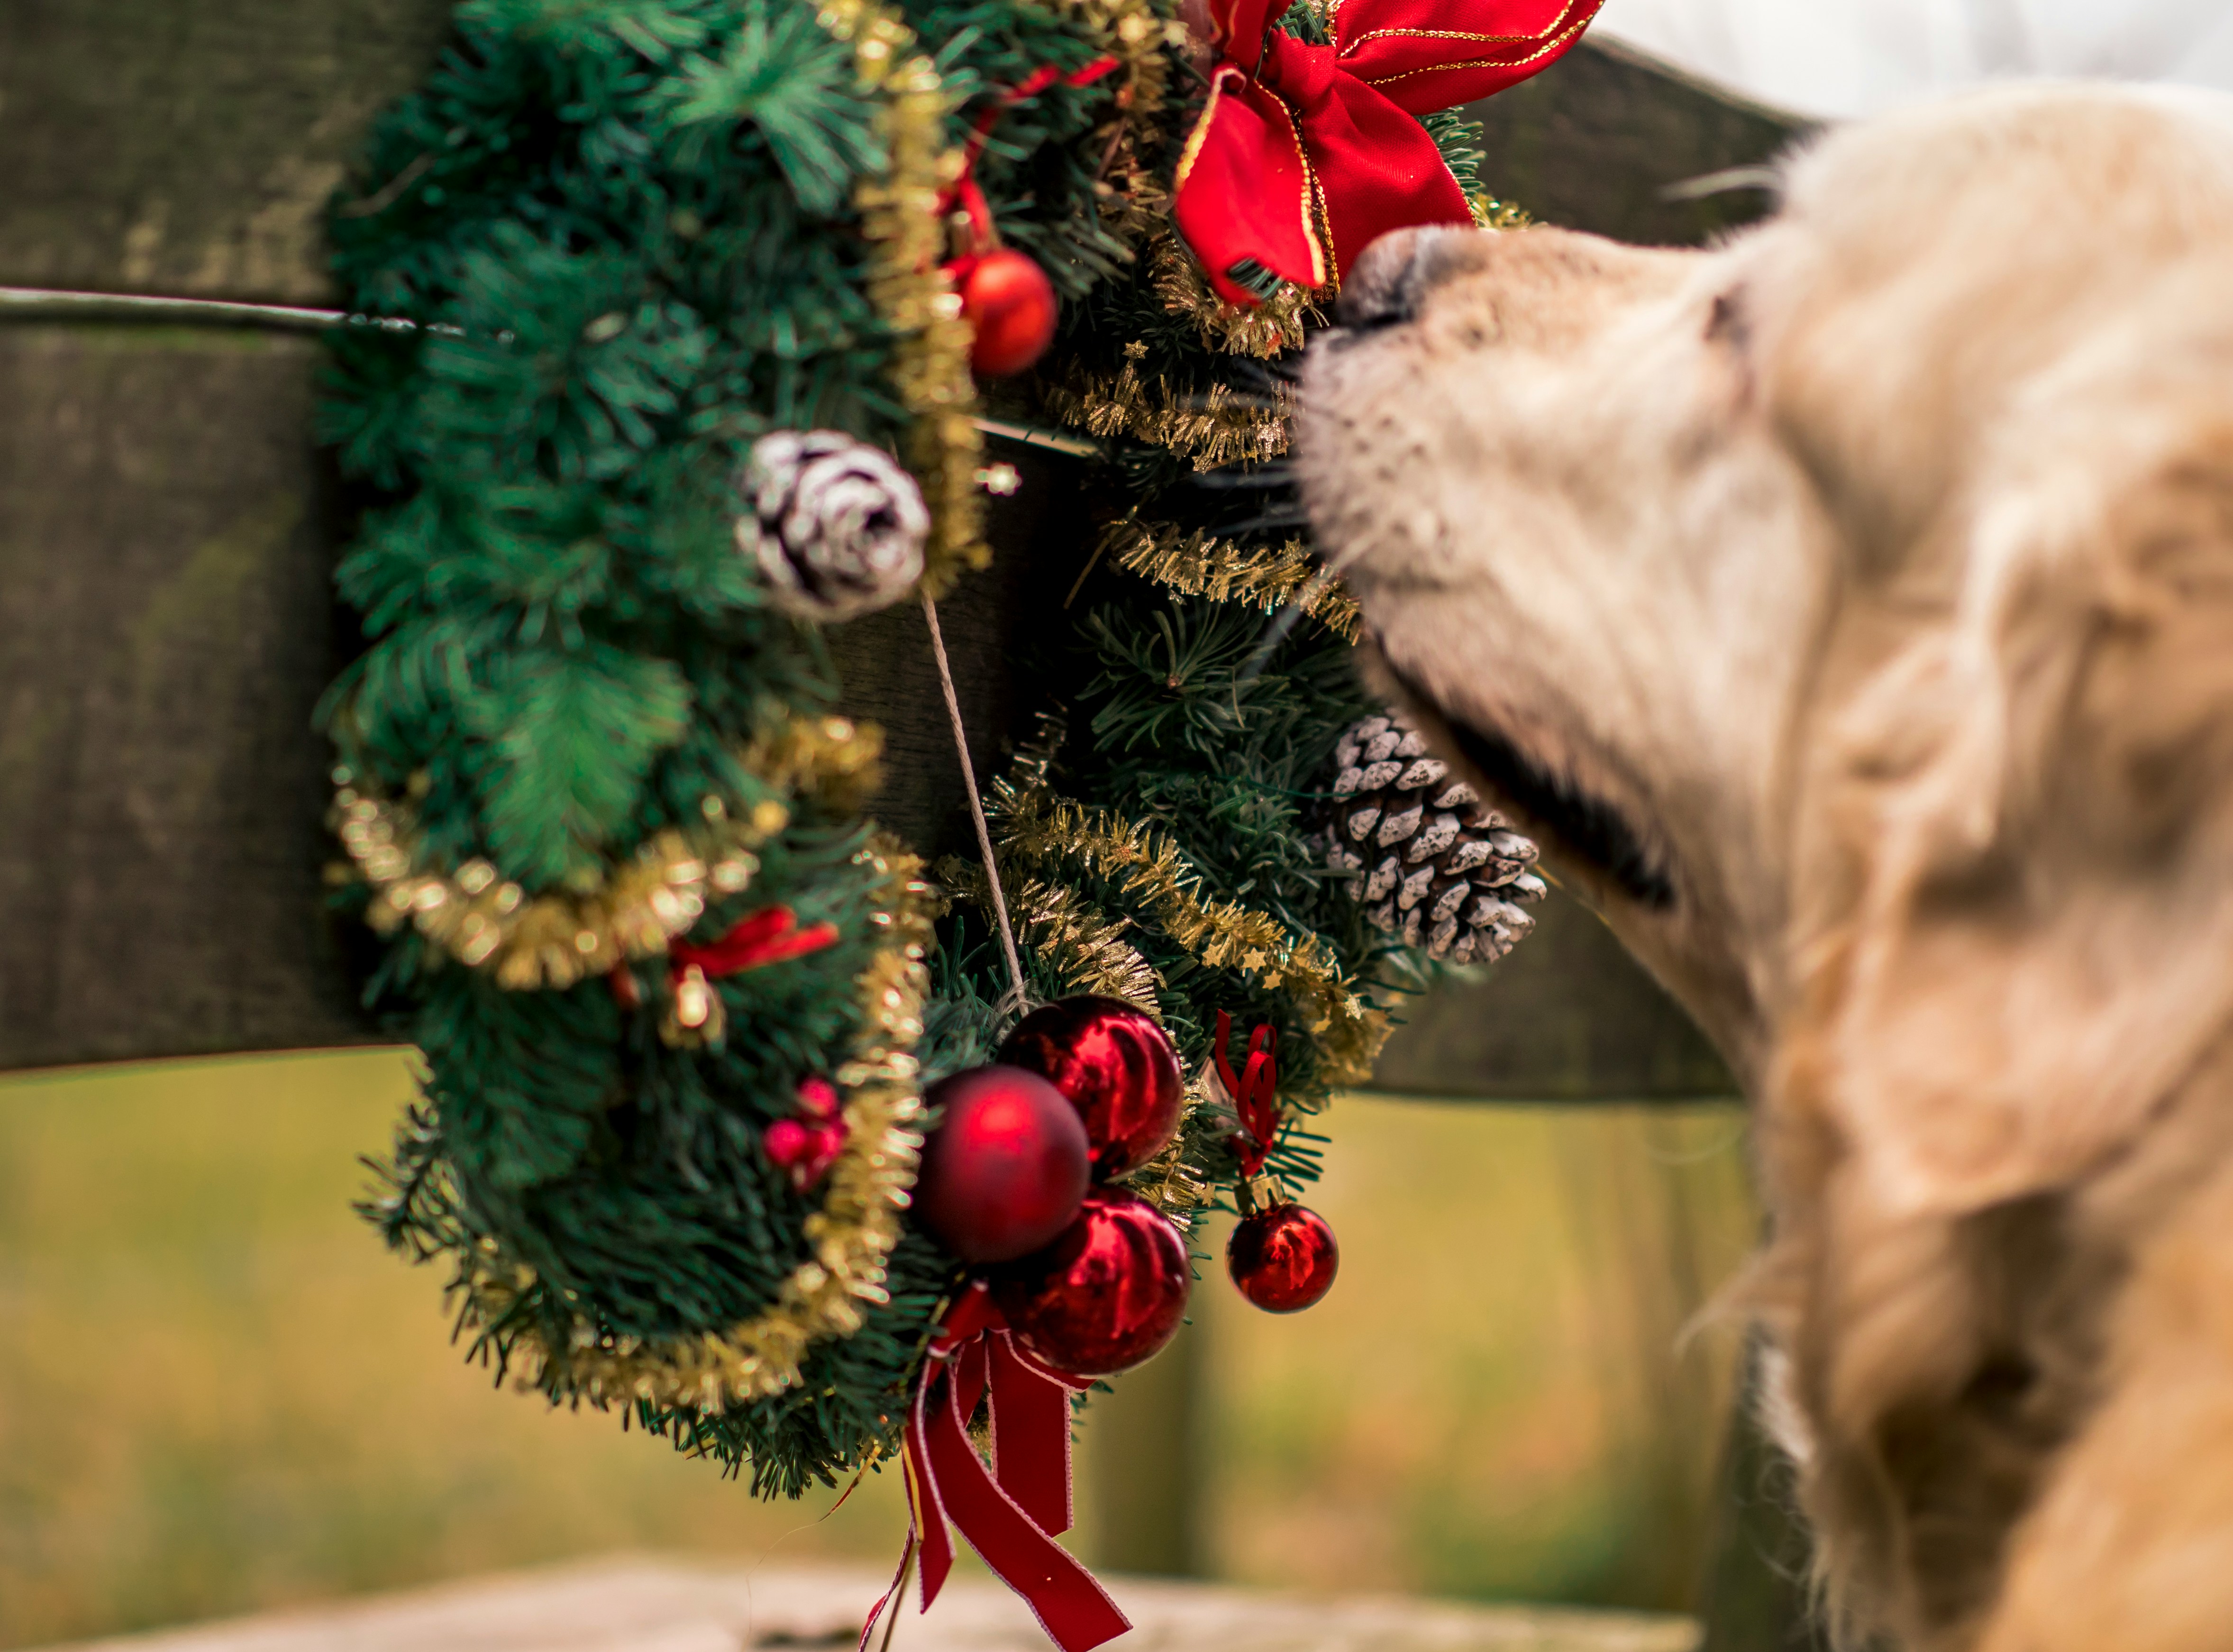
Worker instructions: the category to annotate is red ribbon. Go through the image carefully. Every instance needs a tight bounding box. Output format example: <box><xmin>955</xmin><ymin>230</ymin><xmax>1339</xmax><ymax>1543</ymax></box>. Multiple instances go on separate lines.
<box><xmin>938</xmin><ymin>57</ymin><xmax>1123</xmax><ymax>264</ymax></box>
<box><xmin>1171</xmin><ymin>0</ymin><xmax>1603</xmax><ymax>305</ymax></box>
<box><xmin>670</xmin><ymin>905</ymin><xmax>839</xmax><ymax>978</ymax></box>
<box><xmin>609</xmin><ymin>905</ymin><xmax>840</xmax><ymax>1014</ymax></box>
<box><xmin>1212</xmin><ymin>1010</ymin><xmax>1279</xmax><ymax>1177</ymax></box>
<box><xmin>863</xmin><ymin>1284</ymin><xmax>1130</xmax><ymax>1652</ymax></box>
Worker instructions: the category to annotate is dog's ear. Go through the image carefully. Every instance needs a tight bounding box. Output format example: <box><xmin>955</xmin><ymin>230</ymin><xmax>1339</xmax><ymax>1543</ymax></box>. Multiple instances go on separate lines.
<box><xmin>1804</xmin><ymin>399</ymin><xmax>2233</xmax><ymax>1214</ymax></box>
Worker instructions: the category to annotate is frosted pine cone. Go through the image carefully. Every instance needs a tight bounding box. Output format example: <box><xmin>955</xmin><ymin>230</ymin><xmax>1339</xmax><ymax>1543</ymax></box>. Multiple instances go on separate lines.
<box><xmin>738</xmin><ymin>430</ymin><xmax>929</xmax><ymax>621</ymax></box>
<box><xmin>1322</xmin><ymin>712</ymin><xmax>1547</xmax><ymax>964</ymax></box>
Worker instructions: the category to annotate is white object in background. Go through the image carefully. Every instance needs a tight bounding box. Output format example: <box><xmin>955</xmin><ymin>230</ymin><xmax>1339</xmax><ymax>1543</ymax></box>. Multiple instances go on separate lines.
<box><xmin>1595</xmin><ymin>0</ymin><xmax>2233</xmax><ymax>119</ymax></box>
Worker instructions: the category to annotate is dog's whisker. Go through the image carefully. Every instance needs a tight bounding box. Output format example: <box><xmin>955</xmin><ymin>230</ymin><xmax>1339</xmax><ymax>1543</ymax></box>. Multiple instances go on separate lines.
<box><xmin>1182</xmin><ymin>463</ymin><xmax>1297</xmax><ymax>492</ymax></box>
<box><xmin>1236</xmin><ymin>559</ymin><xmax>1347</xmax><ymax>683</ymax></box>
<box><xmin>1214</xmin><ymin>506</ymin><xmax>1312</xmax><ymax>534</ymax></box>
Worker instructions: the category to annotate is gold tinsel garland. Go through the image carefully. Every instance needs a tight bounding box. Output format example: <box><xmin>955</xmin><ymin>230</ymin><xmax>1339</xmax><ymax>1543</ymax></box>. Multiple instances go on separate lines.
<box><xmin>468</xmin><ymin>841</ymin><xmax>936</xmax><ymax>1411</ymax></box>
<box><xmin>328</xmin><ymin>717</ymin><xmax>887</xmax><ymax>993</ymax></box>
<box><xmin>1148</xmin><ymin>232</ymin><xmax>1318</xmax><ymax>358</ymax></box>
<box><xmin>1044</xmin><ymin>339</ymin><xmax>1293</xmax><ymax>470</ymax></box>
<box><xmin>825</xmin><ymin>0</ymin><xmax>1181</xmax><ymax>593</ymax></box>
<box><xmin>1103</xmin><ymin>511</ymin><xmax>1361</xmax><ymax>640</ymax></box>
<box><xmin>819</xmin><ymin>0</ymin><xmax>984</xmax><ymax>594</ymax></box>
<box><xmin>989</xmin><ymin>778</ymin><xmax>1391</xmax><ymax>1086</ymax></box>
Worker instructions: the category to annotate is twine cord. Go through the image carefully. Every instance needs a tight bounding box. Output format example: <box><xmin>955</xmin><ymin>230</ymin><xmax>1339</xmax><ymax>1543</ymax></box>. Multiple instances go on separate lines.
<box><xmin>0</xmin><ymin>287</ymin><xmax>1099</xmax><ymax>456</ymax></box>
<box><xmin>921</xmin><ymin>592</ymin><xmax>1028</xmax><ymax>1013</ymax></box>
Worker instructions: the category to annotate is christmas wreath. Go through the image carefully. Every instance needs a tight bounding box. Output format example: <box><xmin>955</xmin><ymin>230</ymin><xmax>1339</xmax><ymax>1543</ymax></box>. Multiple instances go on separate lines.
<box><xmin>318</xmin><ymin>0</ymin><xmax>1593</xmax><ymax>1640</ymax></box>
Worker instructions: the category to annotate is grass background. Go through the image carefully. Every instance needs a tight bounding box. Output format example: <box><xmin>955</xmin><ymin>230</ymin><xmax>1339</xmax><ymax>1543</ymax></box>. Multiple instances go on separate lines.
<box><xmin>0</xmin><ymin>1053</ymin><xmax>1755</xmax><ymax>1648</ymax></box>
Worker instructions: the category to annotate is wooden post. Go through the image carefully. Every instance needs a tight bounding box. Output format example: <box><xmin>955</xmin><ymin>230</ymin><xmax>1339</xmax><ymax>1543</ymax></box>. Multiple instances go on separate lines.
<box><xmin>1699</xmin><ymin>1343</ymin><xmax>1833</xmax><ymax>1652</ymax></box>
<box><xmin>1089</xmin><ymin>1320</ymin><xmax>1209</xmax><ymax>1576</ymax></box>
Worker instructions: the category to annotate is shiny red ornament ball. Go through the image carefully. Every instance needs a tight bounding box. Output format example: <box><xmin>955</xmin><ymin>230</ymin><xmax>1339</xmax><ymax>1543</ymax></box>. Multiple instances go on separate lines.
<box><xmin>913</xmin><ymin>1065</ymin><xmax>1091</xmax><ymax>1264</ymax></box>
<box><xmin>992</xmin><ymin>1188</ymin><xmax>1192</xmax><ymax>1376</ymax></box>
<box><xmin>999</xmin><ymin>996</ymin><xmax>1183</xmax><ymax>1181</ymax></box>
<box><xmin>958</xmin><ymin>249</ymin><xmax>1058</xmax><ymax>377</ymax></box>
<box><xmin>1227</xmin><ymin>1202</ymin><xmax>1339</xmax><ymax>1313</ymax></box>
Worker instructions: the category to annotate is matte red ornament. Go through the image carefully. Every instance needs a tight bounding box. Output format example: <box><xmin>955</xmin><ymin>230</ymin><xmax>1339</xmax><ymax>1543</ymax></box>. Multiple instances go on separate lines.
<box><xmin>999</xmin><ymin>996</ymin><xmax>1184</xmax><ymax>1180</ymax></box>
<box><xmin>1227</xmin><ymin>1202</ymin><xmax>1339</xmax><ymax>1313</ymax></box>
<box><xmin>914</xmin><ymin>1066</ymin><xmax>1092</xmax><ymax>1264</ymax></box>
<box><xmin>992</xmin><ymin>1188</ymin><xmax>1192</xmax><ymax>1376</ymax></box>
<box><xmin>958</xmin><ymin>249</ymin><xmax>1058</xmax><ymax>377</ymax></box>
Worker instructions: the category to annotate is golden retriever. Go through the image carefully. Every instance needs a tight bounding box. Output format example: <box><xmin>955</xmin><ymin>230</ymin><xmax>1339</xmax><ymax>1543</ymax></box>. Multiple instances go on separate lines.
<box><xmin>1299</xmin><ymin>85</ymin><xmax>2233</xmax><ymax>1652</ymax></box>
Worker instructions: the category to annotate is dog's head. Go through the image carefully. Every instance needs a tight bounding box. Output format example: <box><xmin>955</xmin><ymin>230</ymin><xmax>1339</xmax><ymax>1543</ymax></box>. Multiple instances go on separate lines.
<box><xmin>1303</xmin><ymin>85</ymin><xmax>2233</xmax><ymax>1642</ymax></box>
<box><xmin>1305</xmin><ymin>84</ymin><xmax>2233</xmax><ymax>1196</ymax></box>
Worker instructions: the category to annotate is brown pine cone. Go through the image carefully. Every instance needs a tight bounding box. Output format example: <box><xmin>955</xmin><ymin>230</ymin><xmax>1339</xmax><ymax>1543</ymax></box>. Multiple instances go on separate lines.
<box><xmin>1322</xmin><ymin>712</ymin><xmax>1546</xmax><ymax>964</ymax></box>
<box><xmin>738</xmin><ymin>430</ymin><xmax>928</xmax><ymax>621</ymax></box>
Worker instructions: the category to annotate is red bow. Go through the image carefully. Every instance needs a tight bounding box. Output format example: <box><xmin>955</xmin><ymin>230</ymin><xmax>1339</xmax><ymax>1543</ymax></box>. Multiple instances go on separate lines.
<box><xmin>863</xmin><ymin>1284</ymin><xmax>1130</xmax><ymax>1652</ymax></box>
<box><xmin>1212</xmin><ymin>1010</ymin><xmax>1280</xmax><ymax>1176</ymax></box>
<box><xmin>1171</xmin><ymin>0</ymin><xmax>1603</xmax><ymax>305</ymax></box>
<box><xmin>669</xmin><ymin>905</ymin><xmax>839</xmax><ymax>978</ymax></box>
<box><xmin>610</xmin><ymin>905</ymin><xmax>841</xmax><ymax>1043</ymax></box>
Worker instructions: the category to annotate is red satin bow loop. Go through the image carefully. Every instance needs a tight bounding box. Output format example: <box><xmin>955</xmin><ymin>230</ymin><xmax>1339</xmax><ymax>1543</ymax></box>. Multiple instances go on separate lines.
<box><xmin>669</xmin><ymin>905</ymin><xmax>839</xmax><ymax>980</ymax></box>
<box><xmin>862</xmin><ymin>1285</ymin><xmax>1130</xmax><ymax>1652</ymax></box>
<box><xmin>1172</xmin><ymin>0</ymin><xmax>1603</xmax><ymax>305</ymax></box>
<box><xmin>1212</xmin><ymin>1010</ymin><xmax>1279</xmax><ymax>1176</ymax></box>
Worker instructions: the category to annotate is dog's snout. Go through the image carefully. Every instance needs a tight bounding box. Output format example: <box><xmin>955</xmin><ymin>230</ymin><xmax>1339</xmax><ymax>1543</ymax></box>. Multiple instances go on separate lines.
<box><xmin>1334</xmin><ymin>226</ymin><xmax>1491</xmax><ymax>332</ymax></box>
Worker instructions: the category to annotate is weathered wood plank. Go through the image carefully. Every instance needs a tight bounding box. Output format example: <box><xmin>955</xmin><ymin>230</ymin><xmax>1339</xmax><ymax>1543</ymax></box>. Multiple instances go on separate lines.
<box><xmin>0</xmin><ymin>1</ymin><xmax>452</xmax><ymax>304</ymax></box>
<box><xmin>1472</xmin><ymin>38</ymin><xmax>1810</xmax><ymax>247</ymax></box>
<box><xmin>0</xmin><ymin>324</ymin><xmax>369</xmax><ymax>1065</ymax></box>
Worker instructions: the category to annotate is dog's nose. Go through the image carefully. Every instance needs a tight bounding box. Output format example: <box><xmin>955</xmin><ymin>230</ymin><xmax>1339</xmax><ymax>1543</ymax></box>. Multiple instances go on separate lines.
<box><xmin>1335</xmin><ymin>226</ymin><xmax>1479</xmax><ymax>330</ymax></box>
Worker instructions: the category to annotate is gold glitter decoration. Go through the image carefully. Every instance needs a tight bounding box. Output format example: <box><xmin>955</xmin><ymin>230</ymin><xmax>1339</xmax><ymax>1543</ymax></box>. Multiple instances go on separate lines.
<box><xmin>939</xmin><ymin>856</ymin><xmax>1164</xmax><ymax>1011</ymax></box>
<box><xmin>1118</xmin><ymin>1095</ymin><xmax>1220</xmax><ymax>1223</ymax></box>
<box><xmin>329</xmin><ymin>717</ymin><xmax>885</xmax><ymax>993</ymax></box>
<box><xmin>1473</xmin><ymin>194</ymin><xmax>1531</xmax><ymax>231</ymax></box>
<box><xmin>470</xmin><ymin>844</ymin><xmax>936</xmax><ymax>1411</ymax></box>
<box><xmin>1043</xmin><ymin>341</ymin><xmax>1293</xmax><ymax>470</ymax></box>
<box><xmin>746</xmin><ymin>712</ymin><xmax>887</xmax><ymax>818</ymax></box>
<box><xmin>819</xmin><ymin>0</ymin><xmax>985</xmax><ymax>594</ymax></box>
<box><xmin>1104</xmin><ymin>511</ymin><xmax>1361</xmax><ymax>640</ymax></box>
<box><xmin>988</xmin><ymin>778</ymin><xmax>1390</xmax><ymax>1086</ymax></box>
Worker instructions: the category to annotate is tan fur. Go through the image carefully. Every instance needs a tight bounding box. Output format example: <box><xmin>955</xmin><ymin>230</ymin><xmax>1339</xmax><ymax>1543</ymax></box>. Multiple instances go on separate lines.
<box><xmin>1299</xmin><ymin>86</ymin><xmax>2233</xmax><ymax>1652</ymax></box>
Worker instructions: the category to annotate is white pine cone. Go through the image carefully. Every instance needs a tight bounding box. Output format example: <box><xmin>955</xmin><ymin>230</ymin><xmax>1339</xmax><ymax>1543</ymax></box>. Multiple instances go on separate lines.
<box><xmin>1322</xmin><ymin>711</ymin><xmax>1547</xmax><ymax>965</ymax></box>
<box><xmin>738</xmin><ymin>430</ymin><xmax>928</xmax><ymax>621</ymax></box>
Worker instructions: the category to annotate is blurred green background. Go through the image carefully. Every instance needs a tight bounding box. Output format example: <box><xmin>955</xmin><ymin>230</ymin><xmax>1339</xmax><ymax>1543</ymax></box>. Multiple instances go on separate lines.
<box><xmin>0</xmin><ymin>1055</ymin><xmax>1755</xmax><ymax>1649</ymax></box>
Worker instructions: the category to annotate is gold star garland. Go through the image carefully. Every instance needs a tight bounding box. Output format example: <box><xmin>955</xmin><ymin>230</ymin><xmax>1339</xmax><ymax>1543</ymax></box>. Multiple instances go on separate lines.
<box><xmin>939</xmin><ymin>856</ymin><xmax>1164</xmax><ymax>1011</ymax></box>
<box><xmin>1117</xmin><ymin>1098</ymin><xmax>1221</xmax><ymax>1223</ymax></box>
<box><xmin>464</xmin><ymin>841</ymin><xmax>936</xmax><ymax>1411</ymax></box>
<box><xmin>1102</xmin><ymin>511</ymin><xmax>1361</xmax><ymax>640</ymax></box>
<box><xmin>988</xmin><ymin>777</ymin><xmax>1391</xmax><ymax>1086</ymax></box>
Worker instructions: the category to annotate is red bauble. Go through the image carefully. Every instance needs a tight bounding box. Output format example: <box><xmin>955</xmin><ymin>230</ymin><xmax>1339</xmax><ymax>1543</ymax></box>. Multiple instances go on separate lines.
<box><xmin>913</xmin><ymin>1066</ymin><xmax>1091</xmax><ymax>1264</ymax></box>
<box><xmin>958</xmin><ymin>249</ymin><xmax>1057</xmax><ymax>377</ymax></box>
<box><xmin>992</xmin><ymin>1188</ymin><xmax>1191</xmax><ymax>1376</ymax></box>
<box><xmin>999</xmin><ymin>996</ymin><xmax>1183</xmax><ymax>1180</ymax></box>
<box><xmin>1227</xmin><ymin>1203</ymin><xmax>1339</xmax><ymax>1313</ymax></box>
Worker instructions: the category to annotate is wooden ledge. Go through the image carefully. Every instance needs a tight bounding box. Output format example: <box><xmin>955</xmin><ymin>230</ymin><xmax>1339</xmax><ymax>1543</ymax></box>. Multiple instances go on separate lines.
<box><xmin>32</xmin><ymin>1558</ymin><xmax>1700</xmax><ymax>1652</ymax></box>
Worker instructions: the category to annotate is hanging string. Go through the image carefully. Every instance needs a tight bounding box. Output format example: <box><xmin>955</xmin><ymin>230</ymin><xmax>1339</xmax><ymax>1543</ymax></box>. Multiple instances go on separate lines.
<box><xmin>921</xmin><ymin>592</ymin><xmax>1028</xmax><ymax>1012</ymax></box>
<box><xmin>0</xmin><ymin>288</ymin><xmax>1103</xmax><ymax>456</ymax></box>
